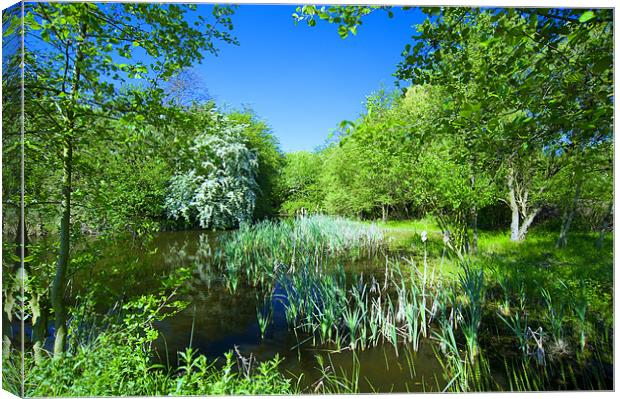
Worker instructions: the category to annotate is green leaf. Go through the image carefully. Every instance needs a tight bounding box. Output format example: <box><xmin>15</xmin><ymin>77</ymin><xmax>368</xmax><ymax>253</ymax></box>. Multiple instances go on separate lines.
<box><xmin>579</xmin><ymin>11</ymin><xmax>595</xmax><ymax>23</ymax></box>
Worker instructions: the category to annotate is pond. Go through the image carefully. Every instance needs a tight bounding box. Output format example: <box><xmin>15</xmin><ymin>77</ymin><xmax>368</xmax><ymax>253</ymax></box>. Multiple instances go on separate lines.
<box><xmin>83</xmin><ymin>230</ymin><xmax>449</xmax><ymax>393</ymax></box>
<box><xmin>17</xmin><ymin>218</ymin><xmax>613</xmax><ymax>393</ymax></box>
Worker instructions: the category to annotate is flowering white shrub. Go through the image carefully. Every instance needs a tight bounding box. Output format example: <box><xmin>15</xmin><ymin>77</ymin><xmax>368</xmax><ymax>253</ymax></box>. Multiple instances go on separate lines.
<box><xmin>165</xmin><ymin>121</ymin><xmax>258</xmax><ymax>229</ymax></box>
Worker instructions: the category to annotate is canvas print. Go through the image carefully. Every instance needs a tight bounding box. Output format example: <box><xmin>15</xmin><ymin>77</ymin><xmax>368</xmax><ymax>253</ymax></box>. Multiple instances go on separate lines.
<box><xmin>1</xmin><ymin>1</ymin><xmax>614</xmax><ymax>396</ymax></box>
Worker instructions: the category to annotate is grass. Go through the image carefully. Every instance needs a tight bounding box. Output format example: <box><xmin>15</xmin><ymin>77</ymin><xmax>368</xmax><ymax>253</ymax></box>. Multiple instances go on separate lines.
<box><xmin>218</xmin><ymin>215</ymin><xmax>385</xmax><ymax>288</ymax></box>
<box><xmin>256</xmin><ymin>292</ymin><xmax>273</xmax><ymax>339</ymax></box>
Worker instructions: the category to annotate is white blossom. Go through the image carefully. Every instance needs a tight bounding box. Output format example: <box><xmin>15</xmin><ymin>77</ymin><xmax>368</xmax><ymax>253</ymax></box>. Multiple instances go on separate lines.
<box><xmin>165</xmin><ymin>119</ymin><xmax>258</xmax><ymax>229</ymax></box>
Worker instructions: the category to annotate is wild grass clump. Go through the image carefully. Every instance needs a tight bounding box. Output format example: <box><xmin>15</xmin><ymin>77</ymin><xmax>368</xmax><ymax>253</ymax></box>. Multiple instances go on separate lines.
<box><xmin>456</xmin><ymin>262</ymin><xmax>485</xmax><ymax>361</ymax></box>
<box><xmin>275</xmin><ymin>254</ymin><xmax>440</xmax><ymax>354</ymax></box>
<box><xmin>216</xmin><ymin>215</ymin><xmax>386</xmax><ymax>287</ymax></box>
<box><xmin>311</xmin><ymin>352</ymin><xmax>362</xmax><ymax>393</ymax></box>
<box><xmin>256</xmin><ymin>292</ymin><xmax>274</xmax><ymax>339</ymax></box>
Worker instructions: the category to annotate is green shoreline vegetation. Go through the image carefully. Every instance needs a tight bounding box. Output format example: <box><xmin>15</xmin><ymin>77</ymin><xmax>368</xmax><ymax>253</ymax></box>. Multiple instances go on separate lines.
<box><xmin>3</xmin><ymin>216</ymin><xmax>612</xmax><ymax>395</ymax></box>
<box><xmin>2</xmin><ymin>4</ymin><xmax>613</xmax><ymax>396</ymax></box>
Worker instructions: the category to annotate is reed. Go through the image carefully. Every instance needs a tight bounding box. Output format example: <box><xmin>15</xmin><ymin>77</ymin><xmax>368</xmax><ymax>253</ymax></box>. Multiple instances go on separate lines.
<box><xmin>256</xmin><ymin>293</ymin><xmax>273</xmax><ymax>339</ymax></box>
<box><xmin>457</xmin><ymin>262</ymin><xmax>485</xmax><ymax>362</ymax></box>
<box><xmin>217</xmin><ymin>215</ymin><xmax>386</xmax><ymax>287</ymax></box>
<box><xmin>433</xmin><ymin>317</ymin><xmax>468</xmax><ymax>392</ymax></box>
<box><xmin>498</xmin><ymin>311</ymin><xmax>528</xmax><ymax>357</ymax></box>
<box><xmin>540</xmin><ymin>287</ymin><xmax>566</xmax><ymax>350</ymax></box>
<box><xmin>573</xmin><ymin>298</ymin><xmax>588</xmax><ymax>353</ymax></box>
<box><xmin>312</xmin><ymin>352</ymin><xmax>361</xmax><ymax>394</ymax></box>
<box><xmin>497</xmin><ymin>275</ymin><xmax>511</xmax><ymax>316</ymax></box>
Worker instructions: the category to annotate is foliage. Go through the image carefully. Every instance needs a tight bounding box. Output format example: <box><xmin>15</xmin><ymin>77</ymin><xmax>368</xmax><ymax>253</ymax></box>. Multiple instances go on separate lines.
<box><xmin>295</xmin><ymin>6</ymin><xmax>613</xmax><ymax>243</ymax></box>
<box><xmin>278</xmin><ymin>151</ymin><xmax>325</xmax><ymax>216</ymax></box>
<box><xmin>3</xmin><ymin>0</ymin><xmax>241</xmax><ymax>356</ymax></box>
<box><xmin>82</xmin><ymin>124</ymin><xmax>171</xmax><ymax>237</ymax></box>
<box><xmin>165</xmin><ymin>114</ymin><xmax>259</xmax><ymax>229</ymax></box>
<box><xmin>228</xmin><ymin>111</ymin><xmax>285</xmax><ymax>220</ymax></box>
<box><xmin>2</xmin><ymin>3</ymin><xmax>614</xmax><ymax>394</ymax></box>
<box><xmin>11</xmin><ymin>283</ymin><xmax>296</xmax><ymax>397</ymax></box>
<box><xmin>293</xmin><ymin>5</ymin><xmax>389</xmax><ymax>38</ymax></box>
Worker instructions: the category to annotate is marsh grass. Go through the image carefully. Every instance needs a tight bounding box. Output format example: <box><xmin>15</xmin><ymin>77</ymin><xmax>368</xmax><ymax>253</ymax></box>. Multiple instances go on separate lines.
<box><xmin>217</xmin><ymin>215</ymin><xmax>386</xmax><ymax>288</ymax></box>
<box><xmin>312</xmin><ymin>352</ymin><xmax>362</xmax><ymax>393</ymax></box>
<box><xmin>256</xmin><ymin>292</ymin><xmax>273</xmax><ymax>339</ymax></box>
<box><xmin>573</xmin><ymin>298</ymin><xmax>588</xmax><ymax>353</ymax></box>
<box><xmin>219</xmin><ymin>216</ymin><xmax>611</xmax><ymax>392</ymax></box>
<box><xmin>457</xmin><ymin>262</ymin><xmax>485</xmax><ymax>361</ymax></box>
<box><xmin>540</xmin><ymin>286</ymin><xmax>567</xmax><ymax>354</ymax></box>
<box><xmin>498</xmin><ymin>311</ymin><xmax>529</xmax><ymax>358</ymax></box>
<box><xmin>258</xmin><ymin>219</ymin><xmax>609</xmax><ymax>391</ymax></box>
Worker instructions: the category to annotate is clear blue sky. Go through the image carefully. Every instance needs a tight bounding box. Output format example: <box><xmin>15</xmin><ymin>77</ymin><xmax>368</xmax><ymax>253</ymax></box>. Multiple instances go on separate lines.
<box><xmin>190</xmin><ymin>5</ymin><xmax>425</xmax><ymax>153</ymax></box>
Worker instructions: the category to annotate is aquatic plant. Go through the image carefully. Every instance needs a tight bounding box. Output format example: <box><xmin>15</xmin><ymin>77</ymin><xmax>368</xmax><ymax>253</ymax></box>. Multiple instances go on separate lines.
<box><xmin>433</xmin><ymin>317</ymin><xmax>468</xmax><ymax>392</ymax></box>
<box><xmin>217</xmin><ymin>215</ymin><xmax>386</xmax><ymax>287</ymax></box>
<box><xmin>312</xmin><ymin>352</ymin><xmax>361</xmax><ymax>394</ymax></box>
<box><xmin>497</xmin><ymin>275</ymin><xmax>511</xmax><ymax>316</ymax></box>
<box><xmin>540</xmin><ymin>287</ymin><xmax>566</xmax><ymax>353</ymax></box>
<box><xmin>457</xmin><ymin>262</ymin><xmax>485</xmax><ymax>361</ymax></box>
<box><xmin>498</xmin><ymin>311</ymin><xmax>529</xmax><ymax>357</ymax></box>
<box><xmin>573</xmin><ymin>298</ymin><xmax>588</xmax><ymax>353</ymax></box>
<box><xmin>256</xmin><ymin>293</ymin><xmax>273</xmax><ymax>339</ymax></box>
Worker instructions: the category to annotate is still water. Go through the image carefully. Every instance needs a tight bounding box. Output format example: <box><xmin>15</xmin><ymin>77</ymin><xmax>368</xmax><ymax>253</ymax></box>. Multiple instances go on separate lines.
<box><xmin>82</xmin><ymin>231</ymin><xmax>447</xmax><ymax>393</ymax></box>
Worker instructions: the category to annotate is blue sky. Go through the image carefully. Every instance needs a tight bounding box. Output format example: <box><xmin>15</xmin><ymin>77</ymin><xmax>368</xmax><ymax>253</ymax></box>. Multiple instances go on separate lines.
<box><xmin>190</xmin><ymin>5</ymin><xmax>425</xmax><ymax>152</ymax></box>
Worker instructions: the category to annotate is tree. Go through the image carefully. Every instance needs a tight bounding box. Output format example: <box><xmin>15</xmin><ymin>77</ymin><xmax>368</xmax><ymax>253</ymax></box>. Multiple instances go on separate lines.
<box><xmin>228</xmin><ymin>110</ymin><xmax>284</xmax><ymax>220</ymax></box>
<box><xmin>2</xmin><ymin>2</ymin><xmax>24</xmax><ymax>358</ymax></box>
<box><xmin>279</xmin><ymin>151</ymin><xmax>325</xmax><ymax>216</ymax></box>
<box><xmin>7</xmin><ymin>2</ymin><xmax>238</xmax><ymax>356</ymax></box>
<box><xmin>164</xmin><ymin>115</ymin><xmax>259</xmax><ymax>229</ymax></box>
<box><xmin>554</xmin><ymin>140</ymin><xmax>613</xmax><ymax>247</ymax></box>
<box><xmin>321</xmin><ymin>89</ymin><xmax>426</xmax><ymax>221</ymax></box>
<box><xmin>82</xmin><ymin>121</ymin><xmax>170</xmax><ymax>238</ymax></box>
<box><xmin>296</xmin><ymin>6</ymin><xmax>613</xmax><ymax>242</ymax></box>
<box><xmin>398</xmin><ymin>8</ymin><xmax>613</xmax><ymax>241</ymax></box>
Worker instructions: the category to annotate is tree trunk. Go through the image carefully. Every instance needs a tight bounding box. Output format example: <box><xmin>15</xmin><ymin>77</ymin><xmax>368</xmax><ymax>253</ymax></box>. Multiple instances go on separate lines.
<box><xmin>518</xmin><ymin>208</ymin><xmax>540</xmax><ymax>241</ymax></box>
<box><xmin>507</xmin><ymin>165</ymin><xmax>540</xmax><ymax>242</ymax></box>
<box><xmin>381</xmin><ymin>205</ymin><xmax>388</xmax><ymax>223</ymax></box>
<box><xmin>463</xmin><ymin>225</ymin><xmax>470</xmax><ymax>255</ymax></box>
<box><xmin>50</xmin><ymin>22</ymin><xmax>84</xmax><ymax>357</ymax></box>
<box><xmin>51</xmin><ymin>137</ymin><xmax>72</xmax><ymax>357</ymax></box>
<box><xmin>557</xmin><ymin>176</ymin><xmax>583</xmax><ymax>248</ymax></box>
<box><xmin>15</xmin><ymin>206</ymin><xmax>28</xmax><ymax>265</ymax></box>
<box><xmin>507</xmin><ymin>167</ymin><xmax>520</xmax><ymax>241</ymax></box>
<box><xmin>32</xmin><ymin>299</ymin><xmax>49</xmax><ymax>365</ymax></box>
<box><xmin>3</xmin><ymin>209</ymin><xmax>23</xmax><ymax>354</ymax></box>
